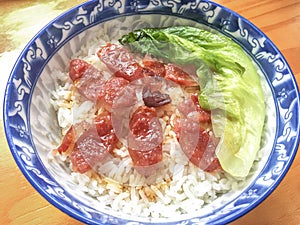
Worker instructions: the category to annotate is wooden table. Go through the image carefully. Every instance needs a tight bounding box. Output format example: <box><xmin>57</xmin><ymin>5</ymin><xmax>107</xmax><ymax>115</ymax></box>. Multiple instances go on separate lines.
<box><xmin>1</xmin><ymin>0</ymin><xmax>299</xmax><ymax>224</ymax></box>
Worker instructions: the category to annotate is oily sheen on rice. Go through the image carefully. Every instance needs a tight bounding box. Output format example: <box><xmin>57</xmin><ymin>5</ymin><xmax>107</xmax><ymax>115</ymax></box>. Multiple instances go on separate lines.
<box><xmin>49</xmin><ymin>36</ymin><xmax>260</xmax><ymax>219</ymax></box>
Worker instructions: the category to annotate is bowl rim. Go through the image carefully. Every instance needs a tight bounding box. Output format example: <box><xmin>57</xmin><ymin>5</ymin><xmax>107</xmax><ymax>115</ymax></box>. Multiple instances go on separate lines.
<box><xmin>3</xmin><ymin>0</ymin><xmax>300</xmax><ymax>224</ymax></box>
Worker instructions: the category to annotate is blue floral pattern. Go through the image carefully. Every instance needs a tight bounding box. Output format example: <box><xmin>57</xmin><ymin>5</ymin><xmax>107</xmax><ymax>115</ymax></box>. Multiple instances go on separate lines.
<box><xmin>4</xmin><ymin>0</ymin><xmax>299</xmax><ymax>224</ymax></box>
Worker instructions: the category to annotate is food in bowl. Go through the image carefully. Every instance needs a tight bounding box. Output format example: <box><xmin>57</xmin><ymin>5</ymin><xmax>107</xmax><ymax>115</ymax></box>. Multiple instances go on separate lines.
<box><xmin>5</xmin><ymin>1</ymin><xmax>298</xmax><ymax>224</ymax></box>
<box><xmin>49</xmin><ymin>25</ymin><xmax>267</xmax><ymax>218</ymax></box>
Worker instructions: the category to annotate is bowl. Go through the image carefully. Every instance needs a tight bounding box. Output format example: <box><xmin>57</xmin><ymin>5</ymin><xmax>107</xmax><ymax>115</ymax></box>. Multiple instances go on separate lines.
<box><xmin>3</xmin><ymin>0</ymin><xmax>300</xmax><ymax>224</ymax></box>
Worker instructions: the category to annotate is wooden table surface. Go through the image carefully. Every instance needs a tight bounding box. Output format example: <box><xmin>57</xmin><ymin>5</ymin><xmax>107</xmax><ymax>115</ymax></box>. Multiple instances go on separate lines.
<box><xmin>0</xmin><ymin>0</ymin><xmax>299</xmax><ymax>224</ymax></box>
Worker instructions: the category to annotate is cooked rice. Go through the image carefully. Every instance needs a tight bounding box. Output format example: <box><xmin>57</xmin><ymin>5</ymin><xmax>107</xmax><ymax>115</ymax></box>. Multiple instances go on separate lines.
<box><xmin>49</xmin><ymin>36</ymin><xmax>261</xmax><ymax>219</ymax></box>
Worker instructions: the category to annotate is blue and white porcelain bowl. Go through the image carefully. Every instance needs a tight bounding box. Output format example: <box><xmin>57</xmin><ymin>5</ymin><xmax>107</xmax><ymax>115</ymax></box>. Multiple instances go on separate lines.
<box><xmin>4</xmin><ymin>0</ymin><xmax>300</xmax><ymax>224</ymax></box>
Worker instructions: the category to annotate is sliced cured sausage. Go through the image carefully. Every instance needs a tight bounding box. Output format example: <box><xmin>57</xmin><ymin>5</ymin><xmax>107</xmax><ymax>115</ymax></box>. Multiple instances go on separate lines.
<box><xmin>69</xmin><ymin>58</ymin><xmax>105</xmax><ymax>101</ymax></box>
<box><xmin>178</xmin><ymin>93</ymin><xmax>211</xmax><ymax>123</ymax></box>
<box><xmin>56</xmin><ymin>126</ymin><xmax>75</xmax><ymax>154</ymax></box>
<box><xmin>69</xmin><ymin>59</ymin><xmax>90</xmax><ymax>82</ymax></box>
<box><xmin>70</xmin><ymin>126</ymin><xmax>110</xmax><ymax>173</ymax></box>
<box><xmin>175</xmin><ymin>95</ymin><xmax>220</xmax><ymax>172</ymax></box>
<box><xmin>97</xmin><ymin>77</ymin><xmax>129</xmax><ymax>111</ymax></box>
<box><xmin>128</xmin><ymin>106</ymin><xmax>163</xmax><ymax>167</ymax></box>
<box><xmin>175</xmin><ymin>120</ymin><xmax>221</xmax><ymax>172</ymax></box>
<box><xmin>97</xmin><ymin>43</ymin><xmax>144</xmax><ymax>82</ymax></box>
<box><xmin>68</xmin><ymin>112</ymin><xmax>119</xmax><ymax>173</ymax></box>
<box><xmin>70</xmin><ymin>145</ymin><xmax>92</xmax><ymax>174</ymax></box>
<box><xmin>165</xmin><ymin>63</ymin><xmax>198</xmax><ymax>86</ymax></box>
<box><xmin>142</xmin><ymin>60</ymin><xmax>166</xmax><ymax>77</ymax></box>
<box><xmin>94</xmin><ymin>111</ymin><xmax>119</xmax><ymax>154</ymax></box>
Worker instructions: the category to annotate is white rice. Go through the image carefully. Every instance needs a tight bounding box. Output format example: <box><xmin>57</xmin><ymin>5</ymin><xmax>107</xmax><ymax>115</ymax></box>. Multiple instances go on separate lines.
<box><xmin>49</xmin><ymin>36</ymin><xmax>261</xmax><ymax>219</ymax></box>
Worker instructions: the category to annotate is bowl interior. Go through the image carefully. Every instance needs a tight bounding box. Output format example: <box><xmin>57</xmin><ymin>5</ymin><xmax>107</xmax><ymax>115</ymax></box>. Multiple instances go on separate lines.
<box><xmin>30</xmin><ymin>14</ymin><xmax>276</xmax><ymax>223</ymax></box>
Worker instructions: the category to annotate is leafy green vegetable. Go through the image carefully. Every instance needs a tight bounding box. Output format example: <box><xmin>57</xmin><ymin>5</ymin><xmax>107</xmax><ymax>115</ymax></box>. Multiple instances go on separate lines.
<box><xmin>119</xmin><ymin>26</ymin><xmax>266</xmax><ymax>177</ymax></box>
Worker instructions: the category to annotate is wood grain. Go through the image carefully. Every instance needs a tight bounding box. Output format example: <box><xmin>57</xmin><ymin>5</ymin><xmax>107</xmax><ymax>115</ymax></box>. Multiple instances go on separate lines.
<box><xmin>1</xmin><ymin>0</ymin><xmax>299</xmax><ymax>224</ymax></box>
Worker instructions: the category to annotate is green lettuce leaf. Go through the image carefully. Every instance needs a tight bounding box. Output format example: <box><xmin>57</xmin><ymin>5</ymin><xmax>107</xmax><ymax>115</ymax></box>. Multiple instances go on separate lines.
<box><xmin>119</xmin><ymin>26</ymin><xmax>266</xmax><ymax>177</ymax></box>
